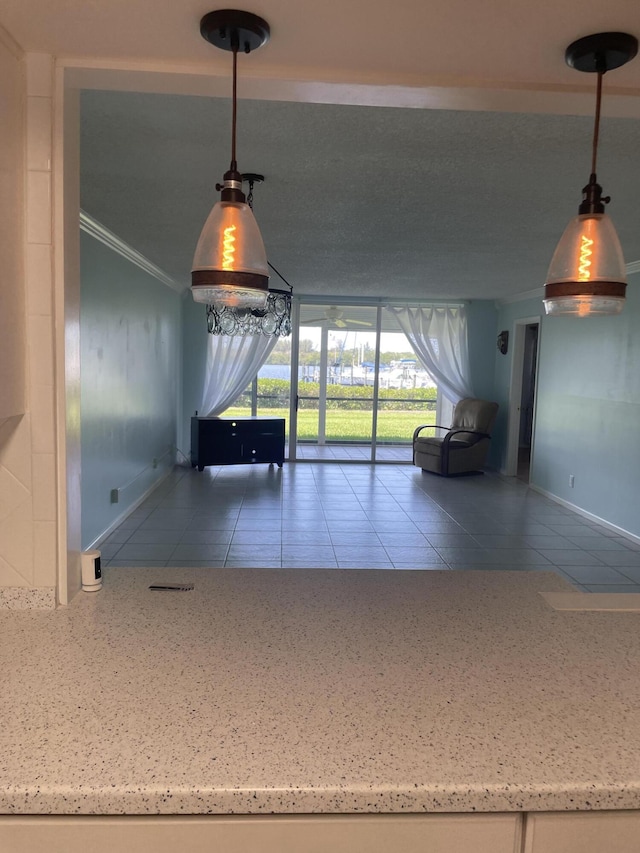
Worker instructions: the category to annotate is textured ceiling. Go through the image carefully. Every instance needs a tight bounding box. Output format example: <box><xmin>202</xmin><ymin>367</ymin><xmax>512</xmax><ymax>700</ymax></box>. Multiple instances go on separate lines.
<box><xmin>4</xmin><ymin>0</ymin><xmax>640</xmax><ymax>302</ymax></box>
<box><xmin>80</xmin><ymin>90</ymin><xmax>640</xmax><ymax>301</ymax></box>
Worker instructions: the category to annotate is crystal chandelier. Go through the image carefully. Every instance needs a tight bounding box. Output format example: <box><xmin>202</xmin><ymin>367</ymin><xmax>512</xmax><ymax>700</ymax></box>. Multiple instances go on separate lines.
<box><xmin>207</xmin><ymin>289</ymin><xmax>292</xmax><ymax>336</ymax></box>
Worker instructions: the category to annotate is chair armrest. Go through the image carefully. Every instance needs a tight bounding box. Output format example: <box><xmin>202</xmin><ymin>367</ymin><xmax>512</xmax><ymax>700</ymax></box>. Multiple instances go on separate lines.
<box><xmin>413</xmin><ymin>424</ymin><xmax>448</xmax><ymax>441</ymax></box>
<box><xmin>440</xmin><ymin>428</ymin><xmax>491</xmax><ymax>476</ymax></box>
<box><xmin>441</xmin><ymin>428</ymin><xmax>491</xmax><ymax>446</ymax></box>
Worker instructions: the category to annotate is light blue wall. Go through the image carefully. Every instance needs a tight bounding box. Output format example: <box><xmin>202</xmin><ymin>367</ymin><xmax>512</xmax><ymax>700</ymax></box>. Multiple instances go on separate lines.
<box><xmin>466</xmin><ymin>300</ymin><xmax>499</xmax><ymax>403</ymax></box>
<box><xmin>532</xmin><ymin>282</ymin><xmax>640</xmax><ymax>536</ymax></box>
<box><xmin>80</xmin><ymin>232</ymin><xmax>181</xmax><ymax>548</ymax></box>
<box><xmin>493</xmin><ymin>286</ymin><xmax>640</xmax><ymax>538</ymax></box>
<box><xmin>179</xmin><ymin>293</ymin><xmax>209</xmax><ymax>461</ymax></box>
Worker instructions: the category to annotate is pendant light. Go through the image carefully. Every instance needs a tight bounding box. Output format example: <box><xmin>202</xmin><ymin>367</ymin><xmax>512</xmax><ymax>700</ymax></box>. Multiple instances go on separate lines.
<box><xmin>206</xmin><ymin>174</ymin><xmax>293</xmax><ymax>336</ymax></box>
<box><xmin>544</xmin><ymin>32</ymin><xmax>638</xmax><ymax>317</ymax></box>
<box><xmin>191</xmin><ymin>9</ymin><xmax>271</xmax><ymax>311</ymax></box>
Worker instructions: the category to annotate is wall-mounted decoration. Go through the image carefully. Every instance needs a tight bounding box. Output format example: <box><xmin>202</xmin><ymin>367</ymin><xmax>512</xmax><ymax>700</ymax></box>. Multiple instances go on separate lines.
<box><xmin>497</xmin><ymin>330</ymin><xmax>509</xmax><ymax>355</ymax></box>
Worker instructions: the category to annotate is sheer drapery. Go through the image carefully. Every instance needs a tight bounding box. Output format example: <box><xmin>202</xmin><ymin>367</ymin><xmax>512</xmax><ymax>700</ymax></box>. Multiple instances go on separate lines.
<box><xmin>200</xmin><ymin>334</ymin><xmax>278</xmax><ymax>417</ymax></box>
<box><xmin>389</xmin><ymin>306</ymin><xmax>476</xmax><ymax>419</ymax></box>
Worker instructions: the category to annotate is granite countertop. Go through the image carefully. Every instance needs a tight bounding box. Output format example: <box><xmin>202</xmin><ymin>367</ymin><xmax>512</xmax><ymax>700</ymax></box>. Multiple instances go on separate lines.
<box><xmin>1</xmin><ymin>567</ymin><xmax>640</xmax><ymax>815</ymax></box>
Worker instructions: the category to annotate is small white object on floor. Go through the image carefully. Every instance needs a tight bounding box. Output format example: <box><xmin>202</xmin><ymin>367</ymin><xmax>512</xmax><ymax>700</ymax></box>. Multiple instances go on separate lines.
<box><xmin>81</xmin><ymin>550</ymin><xmax>103</xmax><ymax>592</ymax></box>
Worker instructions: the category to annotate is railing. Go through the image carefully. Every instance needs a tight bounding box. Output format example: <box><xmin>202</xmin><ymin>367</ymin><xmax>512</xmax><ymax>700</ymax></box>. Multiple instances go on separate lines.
<box><xmin>228</xmin><ymin>387</ymin><xmax>437</xmax><ymax>447</ymax></box>
<box><xmin>296</xmin><ymin>394</ymin><xmax>436</xmax><ymax>411</ymax></box>
<box><xmin>233</xmin><ymin>392</ymin><xmax>436</xmax><ymax>411</ymax></box>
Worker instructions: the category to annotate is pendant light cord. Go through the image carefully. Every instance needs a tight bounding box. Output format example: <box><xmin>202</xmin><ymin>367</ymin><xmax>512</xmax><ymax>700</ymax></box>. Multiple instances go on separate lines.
<box><xmin>591</xmin><ymin>67</ymin><xmax>604</xmax><ymax>178</ymax></box>
<box><xmin>579</xmin><ymin>59</ymin><xmax>610</xmax><ymax>214</ymax></box>
<box><xmin>230</xmin><ymin>36</ymin><xmax>239</xmax><ymax>171</ymax></box>
<box><xmin>246</xmin><ymin>176</ymin><xmax>294</xmax><ymax>293</ymax></box>
<box><xmin>267</xmin><ymin>260</ymin><xmax>294</xmax><ymax>293</ymax></box>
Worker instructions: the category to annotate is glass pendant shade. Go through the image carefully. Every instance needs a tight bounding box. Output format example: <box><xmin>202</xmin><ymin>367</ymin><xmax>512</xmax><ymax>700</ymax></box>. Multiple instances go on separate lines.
<box><xmin>543</xmin><ymin>213</ymin><xmax>627</xmax><ymax>317</ymax></box>
<box><xmin>191</xmin><ymin>200</ymin><xmax>270</xmax><ymax>310</ymax></box>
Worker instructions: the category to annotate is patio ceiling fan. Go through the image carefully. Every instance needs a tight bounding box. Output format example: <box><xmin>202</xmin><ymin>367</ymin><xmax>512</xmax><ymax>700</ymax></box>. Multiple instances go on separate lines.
<box><xmin>301</xmin><ymin>306</ymin><xmax>373</xmax><ymax>328</ymax></box>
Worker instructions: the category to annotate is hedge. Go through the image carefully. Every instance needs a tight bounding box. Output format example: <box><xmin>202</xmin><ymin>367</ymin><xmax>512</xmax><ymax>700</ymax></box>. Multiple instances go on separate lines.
<box><xmin>233</xmin><ymin>379</ymin><xmax>436</xmax><ymax>412</ymax></box>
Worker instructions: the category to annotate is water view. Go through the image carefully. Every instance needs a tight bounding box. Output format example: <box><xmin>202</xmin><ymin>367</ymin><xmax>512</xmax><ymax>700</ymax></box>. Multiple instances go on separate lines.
<box><xmin>230</xmin><ymin>333</ymin><xmax>438</xmax><ymax>450</ymax></box>
<box><xmin>259</xmin><ymin>361</ymin><xmax>436</xmax><ymax>389</ymax></box>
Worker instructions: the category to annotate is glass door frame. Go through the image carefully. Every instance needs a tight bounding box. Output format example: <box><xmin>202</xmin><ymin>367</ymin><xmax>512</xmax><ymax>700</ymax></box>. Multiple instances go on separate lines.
<box><xmin>242</xmin><ymin>296</ymin><xmax>458</xmax><ymax>462</ymax></box>
<box><xmin>286</xmin><ymin>299</ymin><xmax>300</xmax><ymax>456</ymax></box>
<box><xmin>286</xmin><ymin>300</ymin><xmax>422</xmax><ymax>463</ymax></box>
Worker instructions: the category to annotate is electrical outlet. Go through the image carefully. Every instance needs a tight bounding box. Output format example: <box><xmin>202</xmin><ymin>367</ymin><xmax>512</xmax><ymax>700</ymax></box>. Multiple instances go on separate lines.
<box><xmin>569</xmin><ymin>474</ymin><xmax>575</xmax><ymax>488</ymax></box>
<box><xmin>152</xmin><ymin>457</ymin><xmax>158</xmax><ymax>469</ymax></box>
<box><xmin>110</xmin><ymin>488</ymin><xmax>119</xmax><ymax>504</ymax></box>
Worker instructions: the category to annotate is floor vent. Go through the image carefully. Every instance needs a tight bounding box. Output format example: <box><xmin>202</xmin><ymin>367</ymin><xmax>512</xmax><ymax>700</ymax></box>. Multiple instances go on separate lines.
<box><xmin>148</xmin><ymin>583</ymin><xmax>194</xmax><ymax>592</ymax></box>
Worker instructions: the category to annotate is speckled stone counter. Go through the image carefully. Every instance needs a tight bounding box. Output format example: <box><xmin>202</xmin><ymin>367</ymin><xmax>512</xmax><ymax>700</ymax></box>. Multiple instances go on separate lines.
<box><xmin>1</xmin><ymin>568</ymin><xmax>640</xmax><ymax>815</ymax></box>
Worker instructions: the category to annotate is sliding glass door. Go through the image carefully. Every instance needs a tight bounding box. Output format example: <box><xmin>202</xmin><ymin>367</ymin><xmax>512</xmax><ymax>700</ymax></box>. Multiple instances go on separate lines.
<box><xmin>290</xmin><ymin>304</ymin><xmax>437</xmax><ymax>461</ymax></box>
<box><xmin>375</xmin><ymin>308</ymin><xmax>437</xmax><ymax>460</ymax></box>
<box><xmin>223</xmin><ymin>301</ymin><xmax>440</xmax><ymax>463</ymax></box>
<box><xmin>295</xmin><ymin>305</ymin><xmax>377</xmax><ymax>460</ymax></box>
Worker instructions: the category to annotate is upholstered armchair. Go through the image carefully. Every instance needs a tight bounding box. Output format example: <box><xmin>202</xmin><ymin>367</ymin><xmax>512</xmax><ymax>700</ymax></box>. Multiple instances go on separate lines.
<box><xmin>413</xmin><ymin>398</ymin><xmax>499</xmax><ymax>477</ymax></box>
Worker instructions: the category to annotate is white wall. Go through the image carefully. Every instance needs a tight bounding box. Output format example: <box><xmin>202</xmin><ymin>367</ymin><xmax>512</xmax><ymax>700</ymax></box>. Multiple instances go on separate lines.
<box><xmin>0</xmin><ymin>28</ymin><xmax>25</xmax><ymax>420</ymax></box>
<box><xmin>0</xmin><ymin>47</ymin><xmax>199</xmax><ymax>603</ymax></box>
<box><xmin>0</xmin><ymin>44</ymin><xmax>58</xmax><ymax>608</ymax></box>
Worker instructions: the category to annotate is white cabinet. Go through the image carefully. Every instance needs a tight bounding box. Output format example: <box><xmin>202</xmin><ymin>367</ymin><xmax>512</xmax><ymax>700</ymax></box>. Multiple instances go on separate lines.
<box><xmin>7</xmin><ymin>809</ymin><xmax>640</xmax><ymax>852</ymax></box>
<box><xmin>524</xmin><ymin>811</ymin><xmax>640</xmax><ymax>853</ymax></box>
<box><xmin>0</xmin><ymin>814</ymin><xmax>522</xmax><ymax>853</ymax></box>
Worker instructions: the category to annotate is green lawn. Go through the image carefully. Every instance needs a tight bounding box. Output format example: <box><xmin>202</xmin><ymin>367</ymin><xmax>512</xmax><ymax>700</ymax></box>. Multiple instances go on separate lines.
<box><xmin>223</xmin><ymin>407</ymin><xmax>437</xmax><ymax>443</ymax></box>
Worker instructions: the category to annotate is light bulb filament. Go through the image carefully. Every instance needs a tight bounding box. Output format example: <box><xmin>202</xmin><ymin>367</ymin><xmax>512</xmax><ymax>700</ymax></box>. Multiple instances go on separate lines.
<box><xmin>578</xmin><ymin>234</ymin><xmax>593</xmax><ymax>280</ymax></box>
<box><xmin>222</xmin><ymin>224</ymin><xmax>237</xmax><ymax>269</ymax></box>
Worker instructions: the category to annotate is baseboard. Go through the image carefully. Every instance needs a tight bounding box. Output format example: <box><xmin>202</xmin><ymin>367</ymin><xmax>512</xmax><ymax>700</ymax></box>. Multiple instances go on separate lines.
<box><xmin>528</xmin><ymin>483</ymin><xmax>640</xmax><ymax>547</ymax></box>
<box><xmin>87</xmin><ymin>466</ymin><xmax>175</xmax><ymax>551</ymax></box>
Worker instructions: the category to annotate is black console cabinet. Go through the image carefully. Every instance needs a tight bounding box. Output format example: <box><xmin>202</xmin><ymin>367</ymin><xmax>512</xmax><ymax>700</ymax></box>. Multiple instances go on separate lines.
<box><xmin>191</xmin><ymin>416</ymin><xmax>285</xmax><ymax>471</ymax></box>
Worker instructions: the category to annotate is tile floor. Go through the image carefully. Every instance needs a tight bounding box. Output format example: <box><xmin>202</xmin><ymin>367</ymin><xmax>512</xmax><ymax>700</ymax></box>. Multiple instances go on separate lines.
<box><xmin>99</xmin><ymin>462</ymin><xmax>640</xmax><ymax>592</ymax></box>
<box><xmin>295</xmin><ymin>444</ymin><xmax>412</xmax><ymax>461</ymax></box>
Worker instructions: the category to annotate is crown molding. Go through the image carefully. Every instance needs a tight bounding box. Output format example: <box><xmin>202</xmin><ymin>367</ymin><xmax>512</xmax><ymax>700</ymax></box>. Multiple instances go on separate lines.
<box><xmin>495</xmin><ymin>287</ymin><xmax>544</xmax><ymax>307</ymax></box>
<box><xmin>497</xmin><ymin>256</ymin><xmax>640</xmax><ymax>307</ymax></box>
<box><xmin>79</xmin><ymin>210</ymin><xmax>184</xmax><ymax>293</ymax></box>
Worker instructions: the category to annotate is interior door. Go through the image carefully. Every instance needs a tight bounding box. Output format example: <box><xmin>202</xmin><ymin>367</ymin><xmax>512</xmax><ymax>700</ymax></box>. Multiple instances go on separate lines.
<box><xmin>505</xmin><ymin>317</ymin><xmax>541</xmax><ymax>479</ymax></box>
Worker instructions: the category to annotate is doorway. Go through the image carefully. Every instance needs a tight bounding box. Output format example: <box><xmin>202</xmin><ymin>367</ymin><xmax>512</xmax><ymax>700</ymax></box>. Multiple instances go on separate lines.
<box><xmin>220</xmin><ymin>302</ymin><xmax>438</xmax><ymax>463</ymax></box>
<box><xmin>505</xmin><ymin>317</ymin><xmax>540</xmax><ymax>482</ymax></box>
<box><xmin>287</xmin><ymin>303</ymin><xmax>437</xmax><ymax>462</ymax></box>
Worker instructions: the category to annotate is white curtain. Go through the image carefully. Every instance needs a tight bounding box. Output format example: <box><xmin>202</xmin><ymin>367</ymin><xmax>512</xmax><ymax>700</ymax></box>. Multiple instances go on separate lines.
<box><xmin>389</xmin><ymin>305</ymin><xmax>476</xmax><ymax>424</ymax></box>
<box><xmin>200</xmin><ymin>334</ymin><xmax>278</xmax><ymax>417</ymax></box>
